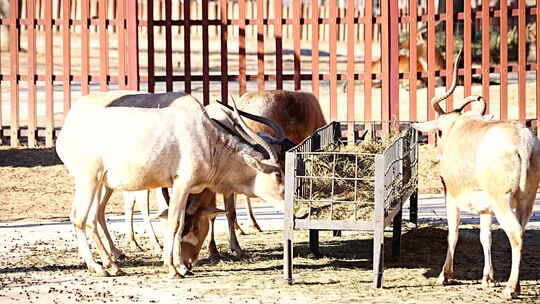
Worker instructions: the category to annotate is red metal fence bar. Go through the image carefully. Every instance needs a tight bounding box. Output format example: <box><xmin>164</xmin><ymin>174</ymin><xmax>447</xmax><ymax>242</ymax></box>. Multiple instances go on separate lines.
<box><xmin>99</xmin><ymin>0</ymin><xmax>109</xmax><ymax>92</ymax></box>
<box><xmin>202</xmin><ymin>0</ymin><xmax>209</xmax><ymax>104</ymax></box>
<box><xmin>389</xmin><ymin>0</ymin><xmax>399</xmax><ymax>124</ymax></box>
<box><xmin>10</xmin><ymin>0</ymin><xmax>20</xmax><ymax>147</ymax></box>
<box><xmin>146</xmin><ymin>0</ymin><xmax>155</xmax><ymax>92</ymax></box>
<box><xmin>346</xmin><ymin>0</ymin><xmax>355</xmax><ymax>123</ymax></box>
<box><xmin>426</xmin><ymin>0</ymin><xmax>435</xmax><ymax>125</ymax></box>
<box><xmin>45</xmin><ymin>0</ymin><xmax>54</xmax><ymax>146</ymax></box>
<box><xmin>62</xmin><ymin>0</ymin><xmax>71</xmax><ymax>117</ymax></box>
<box><xmin>408</xmin><ymin>0</ymin><xmax>417</xmax><ymax>121</ymax></box>
<box><xmin>81</xmin><ymin>0</ymin><xmax>90</xmax><ymax>95</ymax></box>
<box><xmin>329</xmin><ymin>0</ymin><xmax>337</xmax><ymax>121</ymax></box>
<box><xmin>183</xmin><ymin>0</ymin><xmax>191</xmax><ymax>94</ymax></box>
<box><xmin>481</xmin><ymin>0</ymin><xmax>490</xmax><ymax>113</ymax></box>
<box><xmin>127</xmin><ymin>0</ymin><xmax>138</xmax><ymax>90</ymax></box>
<box><xmin>500</xmin><ymin>0</ymin><xmax>508</xmax><ymax>120</ymax></box>
<box><xmin>165</xmin><ymin>0</ymin><xmax>173</xmax><ymax>92</ymax></box>
<box><xmin>464</xmin><ymin>0</ymin><xmax>472</xmax><ymax>102</ymax></box>
<box><xmin>27</xmin><ymin>0</ymin><xmax>37</xmax><ymax>147</ymax></box>
<box><xmin>274</xmin><ymin>0</ymin><xmax>282</xmax><ymax>90</ymax></box>
<box><xmin>310</xmin><ymin>0</ymin><xmax>319</xmax><ymax>99</ymax></box>
<box><xmin>445</xmin><ymin>0</ymin><xmax>454</xmax><ymax>112</ymax></box>
<box><xmin>518</xmin><ymin>0</ymin><xmax>526</xmax><ymax>123</ymax></box>
<box><xmin>364</xmin><ymin>0</ymin><xmax>373</xmax><ymax>122</ymax></box>
<box><xmin>220</xmin><ymin>0</ymin><xmax>228</xmax><ymax>103</ymax></box>
<box><xmin>257</xmin><ymin>0</ymin><xmax>264</xmax><ymax>91</ymax></box>
<box><xmin>239</xmin><ymin>0</ymin><xmax>246</xmax><ymax>95</ymax></box>
<box><xmin>117</xmin><ymin>0</ymin><xmax>127</xmax><ymax>89</ymax></box>
<box><xmin>293</xmin><ymin>0</ymin><xmax>301</xmax><ymax>91</ymax></box>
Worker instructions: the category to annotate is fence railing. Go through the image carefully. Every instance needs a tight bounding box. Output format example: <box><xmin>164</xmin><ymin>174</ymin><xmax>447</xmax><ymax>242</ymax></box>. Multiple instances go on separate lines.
<box><xmin>0</xmin><ymin>0</ymin><xmax>539</xmax><ymax>147</ymax></box>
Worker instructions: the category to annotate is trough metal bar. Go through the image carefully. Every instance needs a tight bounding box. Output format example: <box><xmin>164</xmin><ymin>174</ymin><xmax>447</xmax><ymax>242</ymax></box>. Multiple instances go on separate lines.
<box><xmin>283</xmin><ymin>151</ymin><xmax>295</xmax><ymax>284</ymax></box>
<box><xmin>373</xmin><ymin>154</ymin><xmax>385</xmax><ymax>288</ymax></box>
<box><xmin>294</xmin><ymin>219</ymin><xmax>375</xmax><ymax>231</ymax></box>
<box><xmin>392</xmin><ymin>205</ymin><xmax>402</xmax><ymax>257</ymax></box>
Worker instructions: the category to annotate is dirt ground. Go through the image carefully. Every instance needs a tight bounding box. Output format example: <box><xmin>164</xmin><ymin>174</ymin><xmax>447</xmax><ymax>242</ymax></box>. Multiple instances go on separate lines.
<box><xmin>2</xmin><ymin>145</ymin><xmax>540</xmax><ymax>303</ymax></box>
<box><xmin>2</xmin><ymin>225</ymin><xmax>540</xmax><ymax>303</ymax></box>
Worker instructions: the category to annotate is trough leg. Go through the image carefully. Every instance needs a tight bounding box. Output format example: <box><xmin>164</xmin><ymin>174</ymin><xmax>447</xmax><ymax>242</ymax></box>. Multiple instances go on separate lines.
<box><xmin>373</xmin><ymin>221</ymin><xmax>384</xmax><ymax>288</ymax></box>
<box><xmin>309</xmin><ymin>230</ymin><xmax>321</xmax><ymax>257</ymax></box>
<box><xmin>409</xmin><ymin>190</ymin><xmax>418</xmax><ymax>226</ymax></box>
<box><xmin>392</xmin><ymin>206</ymin><xmax>402</xmax><ymax>257</ymax></box>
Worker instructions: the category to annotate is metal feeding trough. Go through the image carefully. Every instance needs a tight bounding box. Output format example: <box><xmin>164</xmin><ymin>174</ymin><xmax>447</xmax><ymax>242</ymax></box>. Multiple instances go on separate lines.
<box><xmin>283</xmin><ymin>121</ymin><xmax>419</xmax><ymax>288</ymax></box>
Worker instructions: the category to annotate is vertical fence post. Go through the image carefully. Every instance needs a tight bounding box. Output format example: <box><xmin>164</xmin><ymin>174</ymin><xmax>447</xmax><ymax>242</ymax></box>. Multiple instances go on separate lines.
<box><xmin>202</xmin><ymin>0</ymin><xmax>209</xmax><ymax>104</ymax></box>
<box><xmin>165</xmin><ymin>0</ymin><xmax>173</xmax><ymax>92</ymax></box>
<box><xmin>220</xmin><ymin>0</ymin><xmax>228</xmax><ymax>103</ymax></box>
<box><xmin>381</xmin><ymin>0</ymin><xmax>399</xmax><ymax>133</ymax></box>
<box><xmin>310</xmin><ymin>0</ymin><xmax>319</xmax><ymax>99</ymax></box>
<box><xmin>45</xmin><ymin>0</ymin><xmax>54</xmax><ymax>146</ymax></box>
<box><xmin>518</xmin><ymin>0</ymin><xmax>526</xmax><ymax>124</ymax></box>
<box><xmin>275</xmin><ymin>0</ymin><xmax>283</xmax><ymax>90</ymax></box>
<box><xmin>62</xmin><ymin>0</ymin><xmax>71</xmax><ymax>119</ymax></box>
<box><xmin>27</xmin><ymin>0</ymin><xmax>37</xmax><ymax>147</ymax></box>
<box><xmin>126</xmin><ymin>0</ymin><xmax>139</xmax><ymax>91</ymax></box>
<box><xmin>9</xmin><ymin>0</ymin><xmax>20</xmax><ymax>147</ymax></box>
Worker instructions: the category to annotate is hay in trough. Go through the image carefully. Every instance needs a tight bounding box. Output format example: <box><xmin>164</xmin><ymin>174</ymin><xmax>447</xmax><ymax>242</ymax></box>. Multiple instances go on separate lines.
<box><xmin>295</xmin><ymin>132</ymin><xmax>406</xmax><ymax>221</ymax></box>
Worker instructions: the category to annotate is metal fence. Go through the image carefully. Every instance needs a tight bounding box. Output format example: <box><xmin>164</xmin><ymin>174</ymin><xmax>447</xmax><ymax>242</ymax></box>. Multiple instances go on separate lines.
<box><xmin>0</xmin><ymin>0</ymin><xmax>539</xmax><ymax>147</ymax></box>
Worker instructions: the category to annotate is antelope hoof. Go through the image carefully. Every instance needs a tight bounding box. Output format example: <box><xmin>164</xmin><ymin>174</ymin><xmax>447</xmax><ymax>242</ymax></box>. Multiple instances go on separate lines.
<box><xmin>232</xmin><ymin>248</ymin><xmax>246</xmax><ymax>258</ymax></box>
<box><xmin>92</xmin><ymin>266</ymin><xmax>110</xmax><ymax>277</ymax></box>
<box><xmin>251</xmin><ymin>224</ymin><xmax>263</xmax><ymax>233</ymax></box>
<box><xmin>167</xmin><ymin>267</ymin><xmax>183</xmax><ymax>279</ymax></box>
<box><xmin>113</xmin><ymin>252</ymin><xmax>128</xmax><ymax>261</ymax></box>
<box><xmin>178</xmin><ymin>264</ymin><xmax>193</xmax><ymax>276</ymax></box>
<box><xmin>437</xmin><ymin>273</ymin><xmax>457</xmax><ymax>286</ymax></box>
<box><xmin>107</xmin><ymin>264</ymin><xmax>125</xmax><ymax>276</ymax></box>
<box><xmin>502</xmin><ymin>282</ymin><xmax>520</xmax><ymax>299</ymax></box>
<box><xmin>481</xmin><ymin>275</ymin><xmax>496</xmax><ymax>288</ymax></box>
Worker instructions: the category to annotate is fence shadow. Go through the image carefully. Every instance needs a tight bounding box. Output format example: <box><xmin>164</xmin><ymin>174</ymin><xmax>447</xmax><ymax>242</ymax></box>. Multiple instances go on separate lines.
<box><xmin>0</xmin><ymin>147</ymin><xmax>62</xmax><ymax>167</ymax></box>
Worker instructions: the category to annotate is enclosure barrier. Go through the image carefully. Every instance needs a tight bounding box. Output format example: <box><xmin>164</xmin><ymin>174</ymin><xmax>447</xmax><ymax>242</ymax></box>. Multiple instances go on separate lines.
<box><xmin>0</xmin><ymin>0</ymin><xmax>539</xmax><ymax>147</ymax></box>
<box><xmin>283</xmin><ymin>121</ymin><xmax>418</xmax><ymax>288</ymax></box>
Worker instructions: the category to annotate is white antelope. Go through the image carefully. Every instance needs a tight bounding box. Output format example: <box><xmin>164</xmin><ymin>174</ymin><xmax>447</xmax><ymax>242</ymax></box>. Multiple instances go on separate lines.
<box><xmin>56</xmin><ymin>94</ymin><xmax>286</xmax><ymax>278</ymax></box>
<box><xmin>412</xmin><ymin>51</ymin><xmax>540</xmax><ymax>299</ymax></box>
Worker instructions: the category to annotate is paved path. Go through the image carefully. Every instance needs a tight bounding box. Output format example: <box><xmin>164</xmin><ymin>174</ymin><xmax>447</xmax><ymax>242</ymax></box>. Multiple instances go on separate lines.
<box><xmin>3</xmin><ymin>194</ymin><xmax>540</xmax><ymax>242</ymax></box>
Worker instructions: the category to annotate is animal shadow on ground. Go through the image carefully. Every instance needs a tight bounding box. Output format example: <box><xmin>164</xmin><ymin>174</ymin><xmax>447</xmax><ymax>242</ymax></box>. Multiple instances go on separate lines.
<box><xmin>227</xmin><ymin>227</ymin><xmax>540</xmax><ymax>286</ymax></box>
<box><xmin>0</xmin><ymin>147</ymin><xmax>62</xmax><ymax>167</ymax></box>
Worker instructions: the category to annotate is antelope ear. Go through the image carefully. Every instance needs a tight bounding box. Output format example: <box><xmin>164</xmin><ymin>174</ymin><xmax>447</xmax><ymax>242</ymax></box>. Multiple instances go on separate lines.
<box><xmin>412</xmin><ymin>120</ymin><xmax>440</xmax><ymax>133</ymax></box>
<box><xmin>201</xmin><ymin>207</ymin><xmax>226</xmax><ymax>219</ymax></box>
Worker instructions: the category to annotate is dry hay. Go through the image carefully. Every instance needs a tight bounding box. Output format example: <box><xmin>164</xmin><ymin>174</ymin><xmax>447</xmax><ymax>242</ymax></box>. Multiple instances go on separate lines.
<box><xmin>294</xmin><ymin>132</ymin><xmax>407</xmax><ymax>221</ymax></box>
